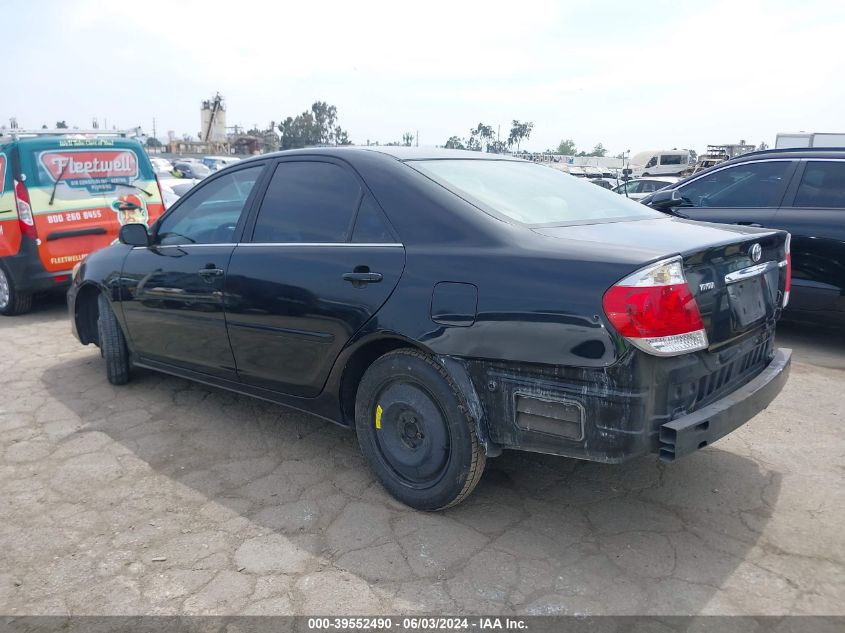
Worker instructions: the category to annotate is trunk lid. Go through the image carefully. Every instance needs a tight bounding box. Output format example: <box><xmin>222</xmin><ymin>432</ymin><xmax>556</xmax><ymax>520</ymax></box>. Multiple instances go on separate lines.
<box><xmin>533</xmin><ymin>216</ymin><xmax>789</xmax><ymax>348</ymax></box>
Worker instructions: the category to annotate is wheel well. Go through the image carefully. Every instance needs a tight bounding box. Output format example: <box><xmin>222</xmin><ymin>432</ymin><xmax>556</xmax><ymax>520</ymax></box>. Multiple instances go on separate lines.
<box><xmin>339</xmin><ymin>338</ymin><xmax>423</xmax><ymax>426</ymax></box>
<box><xmin>75</xmin><ymin>285</ymin><xmax>101</xmax><ymax>345</ymax></box>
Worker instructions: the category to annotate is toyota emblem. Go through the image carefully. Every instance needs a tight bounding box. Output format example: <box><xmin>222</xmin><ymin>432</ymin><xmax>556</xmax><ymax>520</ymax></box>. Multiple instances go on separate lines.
<box><xmin>750</xmin><ymin>243</ymin><xmax>762</xmax><ymax>262</ymax></box>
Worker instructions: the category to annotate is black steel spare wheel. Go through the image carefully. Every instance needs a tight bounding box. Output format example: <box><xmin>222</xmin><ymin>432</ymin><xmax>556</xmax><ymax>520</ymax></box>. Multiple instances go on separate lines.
<box><xmin>355</xmin><ymin>349</ymin><xmax>486</xmax><ymax>511</ymax></box>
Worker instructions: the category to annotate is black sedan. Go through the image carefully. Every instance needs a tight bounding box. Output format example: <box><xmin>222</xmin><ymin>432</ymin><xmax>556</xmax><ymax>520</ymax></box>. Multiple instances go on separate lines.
<box><xmin>643</xmin><ymin>147</ymin><xmax>845</xmax><ymax>326</ymax></box>
<box><xmin>69</xmin><ymin>148</ymin><xmax>791</xmax><ymax>510</ymax></box>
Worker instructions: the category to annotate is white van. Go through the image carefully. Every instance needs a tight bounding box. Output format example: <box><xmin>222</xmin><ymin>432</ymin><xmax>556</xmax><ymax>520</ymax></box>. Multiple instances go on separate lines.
<box><xmin>628</xmin><ymin>149</ymin><xmax>693</xmax><ymax>177</ymax></box>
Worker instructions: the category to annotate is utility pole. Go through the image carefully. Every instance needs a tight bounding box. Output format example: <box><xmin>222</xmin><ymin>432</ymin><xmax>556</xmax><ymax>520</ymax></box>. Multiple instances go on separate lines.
<box><xmin>152</xmin><ymin>117</ymin><xmax>157</xmax><ymax>140</ymax></box>
<box><xmin>415</xmin><ymin>130</ymin><xmax>419</xmax><ymax>147</ymax></box>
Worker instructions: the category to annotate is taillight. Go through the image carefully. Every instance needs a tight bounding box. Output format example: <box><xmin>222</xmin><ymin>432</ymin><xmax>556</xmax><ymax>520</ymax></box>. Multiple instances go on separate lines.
<box><xmin>13</xmin><ymin>179</ymin><xmax>37</xmax><ymax>239</ymax></box>
<box><xmin>783</xmin><ymin>233</ymin><xmax>792</xmax><ymax>308</ymax></box>
<box><xmin>603</xmin><ymin>257</ymin><xmax>708</xmax><ymax>356</ymax></box>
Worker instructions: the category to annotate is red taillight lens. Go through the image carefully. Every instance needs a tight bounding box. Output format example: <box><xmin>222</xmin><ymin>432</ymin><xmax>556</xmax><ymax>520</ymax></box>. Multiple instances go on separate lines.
<box><xmin>783</xmin><ymin>234</ymin><xmax>792</xmax><ymax>308</ymax></box>
<box><xmin>603</xmin><ymin>257</ymin><xmax>708</xmax><ymax>356</ymax></box>
<box><xmin>13</xmin><ymin>179</ymin><xmax>37</xmax><ymax>239</ymax></box>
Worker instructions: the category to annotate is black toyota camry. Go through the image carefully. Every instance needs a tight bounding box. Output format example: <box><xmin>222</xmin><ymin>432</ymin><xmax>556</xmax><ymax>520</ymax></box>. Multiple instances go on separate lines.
<box><xmin>69</xmin><ymin>148</ymin><xmax>792</xmax><ymax>510</ymax></box>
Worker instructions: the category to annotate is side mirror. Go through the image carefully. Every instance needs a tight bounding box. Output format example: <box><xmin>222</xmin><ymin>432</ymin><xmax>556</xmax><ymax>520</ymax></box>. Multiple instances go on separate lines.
<box><xmin>119</xmin><ymin>223</ymin><xmax>150</xmax><ymax>247</ymax></box>
<box><xmin>649</xmin><ymin>189</ymin><xmax>683</xmax><ymax>210</ymax></box>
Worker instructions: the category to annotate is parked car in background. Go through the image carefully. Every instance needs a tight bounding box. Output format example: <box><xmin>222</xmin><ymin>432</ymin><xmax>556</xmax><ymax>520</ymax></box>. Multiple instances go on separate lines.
<box><xmin>149</xmin><ymin>157</ymin><xmax>173</xmax><ymax>173</ymax></box>
<box><xmin>69</xmin><ymin>147</ymin><xmax>791</xmax><ymax>510</ymax></box>
<box><xmin>613</xmin><ymin>177</ymin><xmax>678</xmax><ymax>200</ymax></box>
<box><xmin>0</xmin><ymin>134</ymin><xmax>165</xmax><ymax>315</ymax></box>
<box><xmin>629</xmin><ymin>149</ymin><xmax>694</xmax><ymax>177</ymax></box>
<box><xmin>589</xmin><ymin>177</ymin><xmax>618</xmax><ymax>190</ymax></box>
<box><xmin>173</xmin><ymin>161</ymin><xmax>211</xmax><ymax>180</ymax></box>
<box><xmin>642</xmin><ymin>147</ymin><xmax>845</xmax><ymax>326</ymax></box>
<box><xmin>155</xmin><ymin>171</ymin><xmax>201</xmax><ymax>208</ymax></box>
<box><xmin>202</xmin><ymin>155</ymin><xmax>241</xmax><ymax>171</ymax></box>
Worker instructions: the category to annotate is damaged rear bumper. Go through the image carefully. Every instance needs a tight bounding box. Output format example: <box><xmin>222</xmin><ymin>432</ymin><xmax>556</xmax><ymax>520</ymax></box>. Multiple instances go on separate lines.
<box><xmin>442</xmin><ymin>328</ymin><xmax>790</xmax><ymax>463</ymax></box>
<box><xmin>658</xmin><ymin>348</ymin><xmax>791</xmax><ymax>461</ymax></box>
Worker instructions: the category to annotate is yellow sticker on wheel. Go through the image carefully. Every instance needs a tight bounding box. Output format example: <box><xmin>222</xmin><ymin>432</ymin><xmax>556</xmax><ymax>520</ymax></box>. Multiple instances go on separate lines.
<box><xmin>375</xmin><ymin>404</ymin><xmax>383</xmax><ymax>430</ymax></box>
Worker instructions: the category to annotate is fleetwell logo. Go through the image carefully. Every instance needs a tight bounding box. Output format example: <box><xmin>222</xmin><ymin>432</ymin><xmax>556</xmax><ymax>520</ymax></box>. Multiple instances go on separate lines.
<box><xmin>39</xmin><ymin>150</ymin><xmax>138</xmax><ymax>182</ymax></box>
<box><xmin>699</xmin><ymin>281</ymin><xmax>715</xmax><ymax>292</ymax></box>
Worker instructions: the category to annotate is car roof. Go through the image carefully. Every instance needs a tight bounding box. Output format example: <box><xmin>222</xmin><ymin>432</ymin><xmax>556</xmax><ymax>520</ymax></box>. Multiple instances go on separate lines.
<box><xmin>734</xmin><ymin>147</ymin><xmax>845</xmax><ymax>160</ymax></box>
<box><xmin>235</xmin><ymin>146</ymin><xmax>525</xmax><ymax>165</ymax></box>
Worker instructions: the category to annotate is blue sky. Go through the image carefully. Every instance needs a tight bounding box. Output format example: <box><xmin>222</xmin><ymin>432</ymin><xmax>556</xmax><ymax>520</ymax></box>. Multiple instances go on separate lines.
<box><xmin>3</xmin><ymin>0</ymin><xmax>843</xmax><ymax>154</ymax></box>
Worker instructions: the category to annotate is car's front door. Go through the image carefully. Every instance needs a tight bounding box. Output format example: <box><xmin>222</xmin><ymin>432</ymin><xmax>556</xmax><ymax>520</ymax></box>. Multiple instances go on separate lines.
<box><xmin>773</xmin><ymin>159</ymin><xmax>845</xmax><ymax>315</ymax></box>
<box><xmin>225</xmin><ymin>159</ymin><xmax>405</xmax><ymax>397</ymax></box>
<box><xmin>120</xmin><ymin>163</ymin><xmax>266</xmax><ymax>378</ymax></box>
<box><xmin>672</xmin><ymin>159</ymin><xmax>797</xmax><ymax>227</ymax></box>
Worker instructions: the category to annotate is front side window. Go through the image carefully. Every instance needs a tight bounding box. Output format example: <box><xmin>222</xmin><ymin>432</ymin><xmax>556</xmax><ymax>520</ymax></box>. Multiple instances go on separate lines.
<box><xmin>678</xmin><ymin>161</ymin><xmax>791</xmax><ymax>208</ymax></box>
<box><xmin>412</xmin><ymin>160</ymin><xmax>662</xmax><ymax>225</ymax></box>
<box><xmin>156</xmin><ymin>165</ymin><xmax>264</xmax><ymax>245</ymax></box>
<box><xmin>794</xmin><ymin>161</ymin><xmax>845</xmax><ymax>208</ymax></box>
<box><xmin>252</xmin><ymin>162</ymin><xmax>362</xmax><ymax>243</ymax></box>
<box><xmin>645</xmin><ymin>156</ymin><xmax>658</xmax><ymax>168</ymax></box>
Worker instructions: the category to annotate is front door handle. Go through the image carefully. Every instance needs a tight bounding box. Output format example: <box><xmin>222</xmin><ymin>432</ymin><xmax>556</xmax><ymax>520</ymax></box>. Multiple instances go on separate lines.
<box><xmin>198</xmin><ymin>267</ymin><xmax>224</xmax><ymax>277</ymax></box>
<box><xmin>343</xmin><ymin>271</ymin><xmax>383</xmax><ymax>287</ymax></box>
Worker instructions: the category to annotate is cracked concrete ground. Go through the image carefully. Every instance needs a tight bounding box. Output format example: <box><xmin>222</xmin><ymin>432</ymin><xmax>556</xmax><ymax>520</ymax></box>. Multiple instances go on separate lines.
<box><xmin>1</xmin><ymin>297</ymin><xmax>843</xmax><ymax>616</ymax></box>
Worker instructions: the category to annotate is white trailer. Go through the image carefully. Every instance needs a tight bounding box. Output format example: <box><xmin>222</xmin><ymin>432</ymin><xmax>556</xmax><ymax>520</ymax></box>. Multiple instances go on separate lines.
<box><xmin>775</xmin><ymin>132</ymin><xmax>845</xmax><ymax>148</ymax></box>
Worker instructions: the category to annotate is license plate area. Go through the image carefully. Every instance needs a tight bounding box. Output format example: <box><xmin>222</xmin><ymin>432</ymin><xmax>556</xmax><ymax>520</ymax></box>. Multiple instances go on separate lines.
<box><xmin>726</xmin><ymin>268</ymin><xmax>778</xmax><ymax>330</ymax></box>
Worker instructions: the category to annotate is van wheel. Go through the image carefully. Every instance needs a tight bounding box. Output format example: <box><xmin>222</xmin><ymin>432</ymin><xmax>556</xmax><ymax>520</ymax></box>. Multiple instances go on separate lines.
<box><xmin>97</xmin><ymin>293</ymin><xmax>131</xmax><ymax>385</ymax></box>
<box><xmin>355</xmin><ymin>349</ymin><xmax>486</xmax><ymax>511</ymax></box>
<box><xmin>0</xmin><ymin>263</ymin><xmax>32</xmax><ymax>316</ymax></box>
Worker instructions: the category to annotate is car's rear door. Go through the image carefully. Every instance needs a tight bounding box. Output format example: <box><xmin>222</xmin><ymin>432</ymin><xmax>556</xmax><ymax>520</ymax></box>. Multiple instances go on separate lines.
<box><xmin>772</xmin><ymin>159</ymin><xmax>845</xmax><ymax>315</ymax></box>
<box><xmin>225</xmin><ymin>157</ymin><xmax>405</xmax><ymax>397</ymax></box>
<box><xmin>673</xmin><ymin>159</ymin><xmax>797</xmax><ymax>228</ymax></box>
<box><xmin>120</xmin><ymin>163</ymin><xmax>267</xmax><ymax>378</ymax></box>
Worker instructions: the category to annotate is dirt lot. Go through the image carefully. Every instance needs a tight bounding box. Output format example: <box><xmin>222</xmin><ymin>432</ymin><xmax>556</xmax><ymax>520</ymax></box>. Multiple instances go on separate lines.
<box><xmin>1</xmin><ymin>296</ymin><xmax>843</xmax><ymax>616</ymax></box>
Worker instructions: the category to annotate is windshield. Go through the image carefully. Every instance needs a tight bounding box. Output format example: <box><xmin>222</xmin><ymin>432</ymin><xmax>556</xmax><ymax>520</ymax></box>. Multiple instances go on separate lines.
<box><xmin>410</xmin><ymin>159</ymin><xmax>662</xmax><ymax>226</ymax></box>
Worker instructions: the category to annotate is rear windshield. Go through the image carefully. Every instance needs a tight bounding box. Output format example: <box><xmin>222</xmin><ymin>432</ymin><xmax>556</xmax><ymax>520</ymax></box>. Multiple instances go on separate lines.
<box><xmin>24</xmin><ymin>142</ymin><xmax>153</xmax><ymax>202</ymax></box>
<box><xmin>409</xmin><ymin>159</ymin><xmax>662</xmax><ymax>226</ymax></box>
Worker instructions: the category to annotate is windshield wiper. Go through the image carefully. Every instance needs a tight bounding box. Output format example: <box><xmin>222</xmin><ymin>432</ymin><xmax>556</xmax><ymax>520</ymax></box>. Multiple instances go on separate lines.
<box><xmin>49</xmin><ymin>162</ymin><xmax>70</xmax><ymax>205</ymax></box>
<box><xmin>113</xmin><ymin>182</ymin><xmax>153</xmax><ymax>197</ymax></box>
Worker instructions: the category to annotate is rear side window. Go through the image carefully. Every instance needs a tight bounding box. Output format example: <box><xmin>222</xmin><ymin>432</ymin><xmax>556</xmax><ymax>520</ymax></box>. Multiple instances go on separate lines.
<box><xmin>660</xmin><ymin>154</ymin><xmax>685</xmax><ymax>165</ymax></box>
<box><xmin>252</xmin><ymin>162</ymin><xmax>361</xmax><ymax>243</ymax></box>
<box><xmin>678</xmin><ymin>161</ymin><xmax>791</xmax><ymax>208</ymax></box>
<box><xmin>794</xmin><ymin>161</ymin><xmax>845</xmax><ymax>208</ymax></box>
<box><xmin>352</xmin><ymin>196</ymin><xmax>394</xmax><ymax>243</ymax></box>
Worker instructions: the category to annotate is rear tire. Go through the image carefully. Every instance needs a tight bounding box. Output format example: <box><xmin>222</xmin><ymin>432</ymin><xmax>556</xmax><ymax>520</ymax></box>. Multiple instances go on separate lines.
<box><xmin>97</xmin><ymin>293</ymin><xmax>131</xmax><ymax>385</ymax></box>
<box><xmin>0</xmin><ymin>263</ymin><xmax>33</xmax><ymax>316</ymax></box>
<box><xmin>355</xmin><ymin>349</ymin><xmax>486</xmax><ymax>511</ymax></box>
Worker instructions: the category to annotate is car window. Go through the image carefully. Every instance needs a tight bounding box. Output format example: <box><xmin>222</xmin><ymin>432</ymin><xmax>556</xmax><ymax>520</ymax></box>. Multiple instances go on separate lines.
<box><xmin>352</xmin><ymin>195</ymin><xmax>395</xmax><ymax>243</ymax></box>
<box><xmin>645</xmin><ymin>157</ymin><xmax>658</xmax><ymax>168</ymax></box>
<box><xmin>678</xmin><ymin>161</ymin><xmax>791</xmax><ymax>208</ymax></box>
<box><xmin>794</xmin><ymin>161</ymin><xmax>845</xmax><ymax>208</ymax></box>
<box><xmin>252</xmin><ymin>162</ymin><xmax>362</xmax><ymax>243</ymax></box>
<box><xmin>615</xmin><ymin>180</ymin><xmax>642</xmax><ymax>194</ymax></box>
<box><xmin>156</xmin><ymin>165</ymin><xmax>263</xmax><ymax>245</ymax></box>
<box><xmin>412</xmin><ymin>160</ymin><xmax>662</xmax><ymax>225</ymax></box>
<box><xmin>659</xmin><ymin>154</ymin><xmax>685</xmax><ymax>165</ymax></box>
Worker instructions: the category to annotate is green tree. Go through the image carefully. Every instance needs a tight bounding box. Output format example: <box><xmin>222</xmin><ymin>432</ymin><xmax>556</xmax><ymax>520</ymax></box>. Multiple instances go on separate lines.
<box><xmin>508</xmin><ymin>120</ymin><xmax>534</xmax><ymax>152</ymax></box>
<box><xmin>468</xmin><ymin>123</ymin><xmax>495</xmax><ymax>153</ymax></box>
<box><xmin>590</xmin><ymin>143</ymin><xmax>607</xmax><ymax>157</ymax></box>
<box><xmin>444</xmin><ymin>136</ymin><xmax>465</xmax><ymax>150</ymax></box>
<box><xmin>557</xmin><ymin>138</ymin><xmax>577</xmax><ymax>155</ymax></box>
<box><xmin>277</xmin><ymin>101</ymin><xmax>351</xmax><ymax>149</ymax></box>
<box><xmin>56</xmin><ymin>121</ymin><xmax>68</xmax><ymax>129</ymax></box>
<box><xmin>145</xmin><ymin>137</ymin><xmax>162</xmax><ymax>149</ymax></box>
<box><xmin>402</xmin><ymin>132</ymin><xmax>414</xmax><ymax>147</ymax></box>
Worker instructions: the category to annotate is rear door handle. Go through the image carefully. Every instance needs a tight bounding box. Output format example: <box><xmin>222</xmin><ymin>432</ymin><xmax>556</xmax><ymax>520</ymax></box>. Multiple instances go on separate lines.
<box><xmin>198</xmin><ymin>267</ymin><xmax>224</xmax><ymax>277</ymax></box>
<box><xmin>343</xmin><ymin>271</ymin><xmax>383</xmax><ymax>285</ymax></box>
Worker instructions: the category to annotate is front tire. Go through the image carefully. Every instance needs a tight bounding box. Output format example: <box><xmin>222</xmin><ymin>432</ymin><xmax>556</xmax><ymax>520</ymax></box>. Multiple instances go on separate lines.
<box><xmin>355</xmin><ymin>349</ymin><xmax>486</xmax><ymax>511</ymax></box>
<box><xmin>0</xmin><ymin>263</ymin><xmax>33</xmax><ymax>316</ymax></box>
<box><xmin>97</xmin><ymin>293</ymin><xmax>131</xmax><ymax>385</ymax></box>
